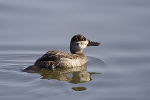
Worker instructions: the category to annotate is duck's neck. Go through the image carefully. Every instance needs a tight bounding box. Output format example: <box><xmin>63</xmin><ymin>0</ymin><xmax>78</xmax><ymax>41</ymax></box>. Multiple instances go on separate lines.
<box><xmin>70</xmin><ymin>50</ymin><xmax>83</xmax><ymax>54</ymax></box>
<box><xmin>70</xmin><ymin>48</ymin><xmax>83</xmax><ymax>54</ymax></box>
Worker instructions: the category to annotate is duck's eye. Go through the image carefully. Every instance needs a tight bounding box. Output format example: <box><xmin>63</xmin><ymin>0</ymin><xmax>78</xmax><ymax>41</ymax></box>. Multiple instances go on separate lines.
<box><xmin>75</xmin><ymin>37</ymin><xmax>78</xmax><ymax>41</ymax></box>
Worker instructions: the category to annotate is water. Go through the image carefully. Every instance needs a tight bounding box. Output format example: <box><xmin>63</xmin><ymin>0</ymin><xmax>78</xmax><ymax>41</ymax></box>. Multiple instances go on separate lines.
<box><xmin>0</xmin><ymin>0</ymin><xmax>150</xmax><ymax>100</ymax></box>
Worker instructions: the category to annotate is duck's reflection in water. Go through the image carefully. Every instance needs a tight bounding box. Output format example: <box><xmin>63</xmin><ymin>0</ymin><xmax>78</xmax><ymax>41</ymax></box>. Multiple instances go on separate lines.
<box><xmin>39</xmin><ymin>64</ymin><xmax>100</xmax><ymax>84</ymax></box>
<box><xmin>72</xmin><ymin>87</ymin><xmax>87</xmax><ymax>91</ymax></box>
<box><xmin>38</xmin><ymin>65</ymin><xmax>99</xmax><ymax>91</ymax></box>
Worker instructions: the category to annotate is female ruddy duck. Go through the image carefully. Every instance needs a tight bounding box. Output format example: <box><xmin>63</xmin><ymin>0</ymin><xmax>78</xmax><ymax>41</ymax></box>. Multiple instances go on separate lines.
<box><xmin>23</xmin><ymin>34</ymin><xmax>100</xmax><ymax>72</ymax></box>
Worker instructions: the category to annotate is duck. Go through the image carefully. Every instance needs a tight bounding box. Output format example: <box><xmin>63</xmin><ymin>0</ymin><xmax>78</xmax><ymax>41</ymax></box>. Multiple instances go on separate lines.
<box><xmin>23</xmin><ymin>34</ymin><xmax>100</xmax><ymax>72</ymax></box>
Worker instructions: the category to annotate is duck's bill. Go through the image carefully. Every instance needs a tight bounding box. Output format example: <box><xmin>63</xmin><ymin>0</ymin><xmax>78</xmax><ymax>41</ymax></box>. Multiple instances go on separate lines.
<box><xmin>87</xmin><ymin>40</ymin><xmax>100</xmax><ymax>46</ymax></box>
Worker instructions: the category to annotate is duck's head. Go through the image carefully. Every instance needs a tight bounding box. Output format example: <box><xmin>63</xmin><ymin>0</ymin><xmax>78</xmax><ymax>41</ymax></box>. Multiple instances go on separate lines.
<box><xmin>70</xmin><ymin>34</ymin><xmax>100</xmax><ymax>54</ymax></box>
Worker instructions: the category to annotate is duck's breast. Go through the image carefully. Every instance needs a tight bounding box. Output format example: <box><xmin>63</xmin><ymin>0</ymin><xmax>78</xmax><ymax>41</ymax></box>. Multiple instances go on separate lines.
<box><xmin>58</xmin><ymin>57</ymin><xmax>87</xmax><ymax>68</ymax></box>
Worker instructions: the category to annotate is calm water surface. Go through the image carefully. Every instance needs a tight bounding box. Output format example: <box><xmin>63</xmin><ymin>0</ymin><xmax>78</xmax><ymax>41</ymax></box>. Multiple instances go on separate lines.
<box><xmin>0</xmin><ymin>0</ymin><xmax>150</xmax><ymax>100</ymax></box>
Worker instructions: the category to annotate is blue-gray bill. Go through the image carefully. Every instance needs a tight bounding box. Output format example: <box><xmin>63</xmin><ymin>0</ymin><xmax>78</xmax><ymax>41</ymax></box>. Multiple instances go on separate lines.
<box><xmin>87</xmin><ymin>40</ymin><xmax>100</xmax><ymax>46</ymax></box>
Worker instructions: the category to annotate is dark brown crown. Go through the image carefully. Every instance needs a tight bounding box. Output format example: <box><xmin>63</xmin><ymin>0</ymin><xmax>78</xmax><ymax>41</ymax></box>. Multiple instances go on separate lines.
<box><xmin>71</xmin><ymin>34</ymin><xmax>87</xmax><ymax>42</ymax></box>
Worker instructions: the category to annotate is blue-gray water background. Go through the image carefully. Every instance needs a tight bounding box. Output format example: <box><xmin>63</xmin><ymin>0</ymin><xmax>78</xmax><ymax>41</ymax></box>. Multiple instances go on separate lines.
<box><xmin>0</xmin><ymin>0</ymin><xmax>150</xmax><ymax>100</ymax></box>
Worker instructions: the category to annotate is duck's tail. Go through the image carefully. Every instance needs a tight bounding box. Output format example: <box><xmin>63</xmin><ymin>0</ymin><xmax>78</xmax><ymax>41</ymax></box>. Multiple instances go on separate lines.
<box><xmin>23</xmin><ymin>65</ymin><xmax>41</xmax><ymax>73</ymax></box>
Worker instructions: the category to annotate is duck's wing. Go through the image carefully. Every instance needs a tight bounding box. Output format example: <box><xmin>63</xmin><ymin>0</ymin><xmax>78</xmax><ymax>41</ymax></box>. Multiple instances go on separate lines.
<box><xmin>35</xmin><ymin>50</ymin><xmax>73</xmax><ymax>62</ymax></box>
